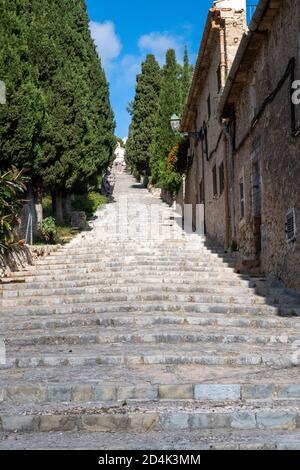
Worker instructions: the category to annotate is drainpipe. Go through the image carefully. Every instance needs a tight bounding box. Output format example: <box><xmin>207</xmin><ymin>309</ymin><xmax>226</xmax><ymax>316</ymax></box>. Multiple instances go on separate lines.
<box><xmin>222</xmin><ymin>120</ymin><xmax>236</xmax><ymax>244</ymax></box>
<box><xmin>220</xmin><ymin>24</ymin><xmax>227</xmax><ymax>87</ymax></box>
<box><xmin>223</xmin><ymin>138</ymin><xmax>230</xmax><ymax>249</ymax></box>
<box><xmin>201</xmin><ymin>134</ymin><xmax>206</xmax><ymax>235</ymax></box>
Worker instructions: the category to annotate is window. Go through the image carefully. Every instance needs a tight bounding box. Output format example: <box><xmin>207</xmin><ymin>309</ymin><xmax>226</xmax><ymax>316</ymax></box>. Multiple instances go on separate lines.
<box><xmin>286</xmin><ymin>209</ymin><xmax>296</xmax><ymax>243</ymax></box>
<box><xmin>217</xmin><ymin>65</ymin><xmax>222</xmax><ymax>93</ymax></box>
<box><xmin>207</xmin><ymin>94</ymin><xmax>211</xmax><ymax>120</ymax></box>
<box><xmin>213</xmin><ymin>165</ymin><xmax>217</xmax><ymax>197</ymax></box>
<box><xmin>219</xmin><ymin>162</ymin><xmax>224</xmax><ymax>195</ymax></box>
<box><xmin>240</xmin><ymin>178</ymin><xmax>245</xmax><ymax>220</ymax></box>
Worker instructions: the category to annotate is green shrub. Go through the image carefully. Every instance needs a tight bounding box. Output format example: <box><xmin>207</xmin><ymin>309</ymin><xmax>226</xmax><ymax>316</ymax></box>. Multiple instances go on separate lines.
<box><xmin>156</xmin><ymin>137</ymin><xmax>189</xmax><ymax>196</ymax></box>
<box><xmin>72</xmin><ymin>192</ymin><xmax>107</xmax><ymax>217</ymax></box>
<box><xmin>158</xmin><ymin>159</ymin><xmax>182</xmax><ymax>195</ymax></box>
<box><xmin>41</xmin><ymin>217</ymin><xmax>57</xmax><ymax>244</ymax></box>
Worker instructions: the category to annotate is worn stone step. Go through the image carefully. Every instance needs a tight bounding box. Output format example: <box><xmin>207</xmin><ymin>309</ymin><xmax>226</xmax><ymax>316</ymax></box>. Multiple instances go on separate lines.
<box><xmin>0</xmin><ymin>277</ymin><xmax>253</xmax><ymax>291</ymax></box>
<box><xmin>0</xmin><ymin>284</ymin><xmax>258</xmax><ymax>298</ymax></box>
<box><xmin>2</xmin><ymin>362</ymin><xmax>299</xmax><ymax>388</ymax></box>
<box><xmin>2</xmin><ymin>347</ymin><xmax>295</xmax><ymax>369</ymax></box>
<box><xmin>32</xmin><ymin>261</ymin><xmax>233</xmax><ymax>270</ymax></box>
<box><xmin>5</xmin><ymin>325</ymin><xmax>300</xmax><ymax>347</ymax></box>
<box><xmin>0</xmin><ymin>292</ymin><xmax>272</xmax><ymax>308</ymax></box>
<box><xmin>35</xmin><ymin>254</ymin><xmax>230</xmax><ymax>264</ymax></box>
<box><xmin>6</xmin><ymin>271</ymin><xmax>249</xmax><ymax>284</ymax></box>
<box><xmin>0</xmin><ymin>402</ymin><xmax>299</xmax><ymax>433</ymax></box>
<box><xmin>11</xmin><ymin>267</ymin><xmax>236</xmax><ymax>280</ymax></box>
<box><xmin>2</xmin><ymin>429</ymin><xmax>300</xmax><ymax>450</ymax></box>
<box><xmin>0</xmin><ymin>301</ymin><xmax>282</xmax><ymax>317</ymax></box>
<box><xmin>2</xmin><ymin>313</ymin><xmax>298</xmax><ymax>333</ymax></box>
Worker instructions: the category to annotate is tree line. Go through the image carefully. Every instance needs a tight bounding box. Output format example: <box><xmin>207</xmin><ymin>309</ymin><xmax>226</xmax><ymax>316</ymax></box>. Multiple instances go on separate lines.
<box><xmin>0</xmin><ymin>0</ymin><xmax>116</xmax><ymax>225</ymax></box>
<box><xmin>126</xmin><ymin>48</ymin><xmax>193</xmax><ymax>194</ymax></box>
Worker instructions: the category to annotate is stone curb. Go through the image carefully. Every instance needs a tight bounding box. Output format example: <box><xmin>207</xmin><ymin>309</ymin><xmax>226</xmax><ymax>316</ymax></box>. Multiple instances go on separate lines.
<box><xmin>0</xmin><ymin>408</ymin><xmax>299</xmax><ymax>433</ymax></box>
<box><xmin>1</xmin><ymin>384</ymin><xmax>300</xmax><ymax>404</ymax></box>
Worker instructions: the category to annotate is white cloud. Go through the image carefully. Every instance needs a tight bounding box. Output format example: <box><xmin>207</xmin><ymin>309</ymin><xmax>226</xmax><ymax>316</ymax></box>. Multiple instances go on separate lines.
<box><xmin>90</xmin><ymin>21</ymin><xmax>122</xmax><ymax>71</ymax></box>
<box><xmin>116</xmin><ymin>55</ymin><xmax>142</xmax><ymax>87</ymax></box>
<box><xmin>138</xmin><ymin>32</ymin><xmax>183</xmax><ymax>64</ymax></box>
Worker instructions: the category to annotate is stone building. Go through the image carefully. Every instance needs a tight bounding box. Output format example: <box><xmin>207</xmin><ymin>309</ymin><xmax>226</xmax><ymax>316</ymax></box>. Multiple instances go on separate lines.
<box><xmin>180</xmin><ymin>0</ymin><xmax>247</xmax><ymax>243</ymax></box>
<box><xmin>181</xmin><ymin>0</ymin><xmax>300</xmax><ymax>291</ymax></box>
<box><xmin>219</xmin><ymin>0</ymin><xmax>300</xmax><ymax>290</ymax></box>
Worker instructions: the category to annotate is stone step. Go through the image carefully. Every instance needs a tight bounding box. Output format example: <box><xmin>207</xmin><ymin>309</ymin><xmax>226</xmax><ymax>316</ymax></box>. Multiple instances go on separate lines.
<box><xmin>2</xmin><ymin>286</ymin><xmax>295</xmax><ymax>307</ymax></box>
<box><xmin>2</xmin><ymin>362</ymin><xmax>298</xmax><ymax>388</ymax></box>
<box><xmin>33</xmin><ymin>259</ymin><xmax>232</xmax><ymax>268</ymax></box>
<box><xmin>36</xmin><ymin>253</ymin><xmax>232</xmax><ymax>263</ymax></box>
<box><xmin>2</xmin><ymin>348</ymin><xmax>295</xmax><ymax>369</ymax></box>
<box><xmin>5</xmin><ymin>271</ymin><xmax>249</xmax><ymax>283</ymax></box>
<box><xmin>5</xmin><ymin>325</ymin><xmax>300</xmax><ymax>348</ymax></box>
<box><xmin>0</xmin><ymin>277</ymin><xmax>253</xmax><ymax>291</ymax></box>
<box><xmin>11</xmin><ymin>266</ymin><xmax>236</xmax><ymax>278</ymax></box>
<box><xmin>2</xmin><ymin>429</ymin><xmax>300</xmax><ymax>450</ymax></box>
<box><xmin>0</xmin><ymin>284</ymin><xmax>259</xmax><ymax>298</ymax></box>
<box><xmin>0</xmin><ymin>292</ymin><xmax>272</xmax><ymax>308</ymax></box>
<box><xmin>1</xmin><ymin>313</ymin><xmax>298</xmax><ymax>332</ymax></box>
<box><xmin>0</xmin><ymin>402</ymin><xmax>299</xmax><ymax>433</ymax></box>
<box><xmin>0</xmin><ymin>301</ymin><xmax>283</xmax><ymax>317</ymax></box>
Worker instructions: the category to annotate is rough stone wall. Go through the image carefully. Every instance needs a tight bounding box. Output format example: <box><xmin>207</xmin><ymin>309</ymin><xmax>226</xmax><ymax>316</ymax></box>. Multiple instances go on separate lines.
<box><xmin>184</xmin><ymin>7</ymin><xmax>246</xmax><ymax>244</ymax></box>
<box><xmin>233</xmin><ymin>0</ymin><xmax>300</xmax><ymax>291</ymax></box>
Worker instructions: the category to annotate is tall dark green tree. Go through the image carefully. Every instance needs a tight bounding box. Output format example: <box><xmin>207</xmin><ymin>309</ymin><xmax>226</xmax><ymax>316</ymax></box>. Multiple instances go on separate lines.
<box><xmin>0</xmin><ymin>0</ymin><xmax>115</xmax><ymax>224</ymax></box>
<box><xmin>30</xmin><ymin>0</ymin><xmax>115</xmax><ymax>221</ymax></box>
<box><xmin>126</xmin><ymin>54</ymin><xmax>161</xmax><ymax>178</ymax></box>
<box><xmin>0</xmin><ymin>0</ymin><xmax>45</xmax><ymax>174</ymax></box>
<box><xmin>150</xmin><ymin>49</ymin><xmax>181</xmax><ymax>182</ymax></box>
<box><xmin>180</xmin><ymin>47</ymin><xmax>193</xmax><ymax>112</ymax></box>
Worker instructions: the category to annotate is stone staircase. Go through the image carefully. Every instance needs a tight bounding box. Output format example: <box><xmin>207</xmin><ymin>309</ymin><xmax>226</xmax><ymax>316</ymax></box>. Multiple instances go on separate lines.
<box><xmin>1</xmin><ymin>171</ymin><xmax>300</xmax><ymax>450</ymax></box>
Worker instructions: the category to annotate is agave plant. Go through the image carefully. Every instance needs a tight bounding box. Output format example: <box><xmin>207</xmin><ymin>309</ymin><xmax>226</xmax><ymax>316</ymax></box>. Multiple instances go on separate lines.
<box><xmin>0</xmin><ymin>167</ymin><xmax>28</xmax><ymax>254</ymax></box>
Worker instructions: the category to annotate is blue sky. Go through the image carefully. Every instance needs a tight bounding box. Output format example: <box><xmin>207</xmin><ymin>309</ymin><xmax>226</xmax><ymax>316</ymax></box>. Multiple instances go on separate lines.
<box><xmin>86</xmin><ymin>0</ymin><xmax>213</xmax><ymax>138</ymax></box>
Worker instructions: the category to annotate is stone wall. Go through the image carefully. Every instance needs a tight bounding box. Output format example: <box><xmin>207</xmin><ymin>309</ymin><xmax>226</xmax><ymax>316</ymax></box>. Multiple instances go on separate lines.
<box><xmin>232</xmin><ymin>0</ymin><xmax>300</xmax><ymax>290</ymax></box>
<box><xmin>184</xmin><ymin>6</ymin><xmax>246</xmax><ymax>241</ymax></box>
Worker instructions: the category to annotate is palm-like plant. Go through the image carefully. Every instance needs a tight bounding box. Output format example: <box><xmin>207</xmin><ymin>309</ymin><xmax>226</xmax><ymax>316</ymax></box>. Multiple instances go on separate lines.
<box><xmin>0</xmin><ymin>167</ymin><xmax>27</xmax><ymax>254</ymax></box>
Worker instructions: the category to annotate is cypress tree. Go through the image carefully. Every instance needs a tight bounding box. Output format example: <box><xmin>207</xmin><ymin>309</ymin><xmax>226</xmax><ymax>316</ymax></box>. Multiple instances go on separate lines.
<box><xmin>126</xmin><ymin>54</ymin><xmax>161</xmax><ymax>177</ymax></box>
<box><xmin>0</xmin><ymin>0</ymin><xmax>45</xmax><ymax>174</ymax></box>
<box><xmin>0</xmin><ymin>0</ymin><xmax>116</xmax><ymax>224</ymax></box>
<box><xmin>180</xmin><ymin>47</ymin><xmax>193</xmax><ymax>112</ymax></box>
<box><xmin>30</xmin><ymin>0</ymin><xmax>116</xmax><ymax>221</ymax></box>
<box><xmin>150</xmin><ymin>49</ymin><xmax>181</xmax><ymax>183</ymax></box>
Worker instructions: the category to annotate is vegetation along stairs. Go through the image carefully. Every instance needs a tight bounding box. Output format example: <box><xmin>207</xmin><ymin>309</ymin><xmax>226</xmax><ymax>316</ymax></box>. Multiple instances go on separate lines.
<box><xmin>1</xmin><ymin>170</ymin><xmax>300</xmax><ymax>449</ymax></box>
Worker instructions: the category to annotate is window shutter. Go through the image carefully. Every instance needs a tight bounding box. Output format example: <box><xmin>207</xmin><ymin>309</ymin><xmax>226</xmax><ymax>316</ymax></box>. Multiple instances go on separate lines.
<box><xmin>286</xmin><ymin>209</ymin><xmax>296</xmax><ymax>243</ymax></box>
